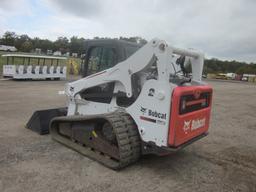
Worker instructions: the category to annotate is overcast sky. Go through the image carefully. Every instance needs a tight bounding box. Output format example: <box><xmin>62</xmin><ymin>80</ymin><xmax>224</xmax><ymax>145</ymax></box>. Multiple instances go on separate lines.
<box><xmin>0</xmin><ymin>0</ymin><xmax>255</xmax><ymax>62</ymax></box>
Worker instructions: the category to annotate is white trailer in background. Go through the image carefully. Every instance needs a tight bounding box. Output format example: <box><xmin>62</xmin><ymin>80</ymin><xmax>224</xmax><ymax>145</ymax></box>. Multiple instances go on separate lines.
<box><xmin>2</xmin><ymin>54</ymin><xmax>67</xmax><ymax>80</ymax></box>
<box><xmin>226</xmin><ymin>73</ymin><xmax>236</xmax><ymax>80</ymax></box>
<box><xmin>0</xmin><ymin>45</ymin><xmax>17</xmax><ymax>52</ymax></box>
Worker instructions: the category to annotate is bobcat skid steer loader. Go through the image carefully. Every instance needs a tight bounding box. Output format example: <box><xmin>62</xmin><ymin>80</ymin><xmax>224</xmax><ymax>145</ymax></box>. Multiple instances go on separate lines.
<box><xmin>27</xmin><ymin>38</ymin><xmax>212</xmax><ymax>169</ymax></box>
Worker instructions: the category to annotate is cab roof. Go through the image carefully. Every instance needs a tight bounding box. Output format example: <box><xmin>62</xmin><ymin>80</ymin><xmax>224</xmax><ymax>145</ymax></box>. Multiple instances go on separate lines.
<box><xmin>84</xmin><ymin>39</ymin><xmax>142</xmax><ymax>50</ymax></box>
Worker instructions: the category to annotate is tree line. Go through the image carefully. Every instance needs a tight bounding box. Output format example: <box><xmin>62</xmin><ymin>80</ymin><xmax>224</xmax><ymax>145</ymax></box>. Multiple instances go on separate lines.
<box><xmin>0</xmin><ymin>31</ymin><xmax>147</xmax><ymax>55</ymax></box>
<box><xmin>1</xmin><ymin>31</ymin><xmax>255</xmax><ymax>74</ymax></box>
<box><xmin>204</xmin><ymin>58</ymin><xmax>256</xmax><ymax>75</ymax></box>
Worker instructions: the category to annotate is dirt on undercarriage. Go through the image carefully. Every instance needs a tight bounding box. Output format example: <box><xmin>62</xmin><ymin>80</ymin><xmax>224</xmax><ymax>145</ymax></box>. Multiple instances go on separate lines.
<box><xmin>0</xmin><ymin>79</ymin><xmax>256</xmax><ymax>192</ymax></box>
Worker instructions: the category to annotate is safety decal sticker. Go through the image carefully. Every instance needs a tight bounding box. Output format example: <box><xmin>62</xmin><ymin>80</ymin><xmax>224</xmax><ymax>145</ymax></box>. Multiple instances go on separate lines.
<box><xmin>140</xmin><ymin>116</ymin><xmax>166</xmax><ymax>125</ymax></box>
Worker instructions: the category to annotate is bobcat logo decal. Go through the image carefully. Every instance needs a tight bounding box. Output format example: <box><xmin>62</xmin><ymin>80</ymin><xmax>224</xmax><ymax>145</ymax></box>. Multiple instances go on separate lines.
<box><xmin>140</xmin><ymin>107</ymin><xmax>147</xmax><ymax>114</ymax></box>
<box><xmin>183</xmin><ymin>120</ymin><xmax>191</xmax><ymax>134</ymax></box>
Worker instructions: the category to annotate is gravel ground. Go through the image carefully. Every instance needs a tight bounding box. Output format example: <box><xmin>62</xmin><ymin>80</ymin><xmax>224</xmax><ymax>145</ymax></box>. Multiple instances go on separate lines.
<box><xmin>0</xmin><ymin>79</ymin><xmax>255</xmax><ymax>192</ymax></box>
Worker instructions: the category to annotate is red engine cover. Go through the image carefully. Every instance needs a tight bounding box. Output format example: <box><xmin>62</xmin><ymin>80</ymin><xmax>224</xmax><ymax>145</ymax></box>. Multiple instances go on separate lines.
<box><xmin>168</xmin><ymin>85</ymin><xmax>213</xmax><ymax>147</ymax></box>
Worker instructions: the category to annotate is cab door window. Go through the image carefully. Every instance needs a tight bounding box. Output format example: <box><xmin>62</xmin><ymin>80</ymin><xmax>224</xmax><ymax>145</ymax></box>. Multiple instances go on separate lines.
<box><xmin>87</xmin><ymin>47</ymin><xmax>101</xmax><ymax>75</ymax></box>
<box><xmin>87</xmin><ymin>47</ymin><xmax>116</xmax><ymax>75</ymax></box>
<box><xmin>99</xmin><ymin>48</ymin><xmax>116</xmax><ymax>71</ymax></box>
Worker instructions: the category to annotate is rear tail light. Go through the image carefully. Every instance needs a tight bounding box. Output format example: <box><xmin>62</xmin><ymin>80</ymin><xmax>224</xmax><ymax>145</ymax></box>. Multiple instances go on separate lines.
<box><xmin>179</xmin><ymin>92</ymin><xmax>211</xmax><ymax>114</ymax></box>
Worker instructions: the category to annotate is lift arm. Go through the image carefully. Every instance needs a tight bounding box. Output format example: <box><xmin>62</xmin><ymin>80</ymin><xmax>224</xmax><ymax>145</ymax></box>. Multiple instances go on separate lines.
<box><xmin>65</xmin><ymin>39</ymin><xmax>204</xmax><ymax>99</ymax></box>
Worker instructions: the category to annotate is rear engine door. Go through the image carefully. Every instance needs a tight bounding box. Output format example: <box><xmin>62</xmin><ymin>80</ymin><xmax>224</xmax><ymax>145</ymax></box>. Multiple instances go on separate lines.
<box><xmin>168</xmin><ymin>85</ymin><xmax>212</xmax><ymax>147</ymax></box>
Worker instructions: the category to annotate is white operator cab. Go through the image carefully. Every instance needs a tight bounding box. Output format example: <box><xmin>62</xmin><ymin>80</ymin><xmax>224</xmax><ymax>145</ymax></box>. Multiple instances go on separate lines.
<box><xmin>2</xmin><ymin>54</ymin><xmax>67</xmax><ymax>80</ymax></box>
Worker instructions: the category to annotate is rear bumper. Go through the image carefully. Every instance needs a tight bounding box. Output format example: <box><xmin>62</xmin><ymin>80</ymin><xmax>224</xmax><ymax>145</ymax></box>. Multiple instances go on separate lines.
<box><xmin>142</xmin><ymin>132</ymin><xmax>208</xmax><ymax>156</ymax></box>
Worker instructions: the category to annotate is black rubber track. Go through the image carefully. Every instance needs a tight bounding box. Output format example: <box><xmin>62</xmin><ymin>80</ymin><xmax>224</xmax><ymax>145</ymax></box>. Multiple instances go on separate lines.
<box><xmin>50</xmin><ymin>111</ymin><xmax>141</xmax><ymax>170</ymax></box>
